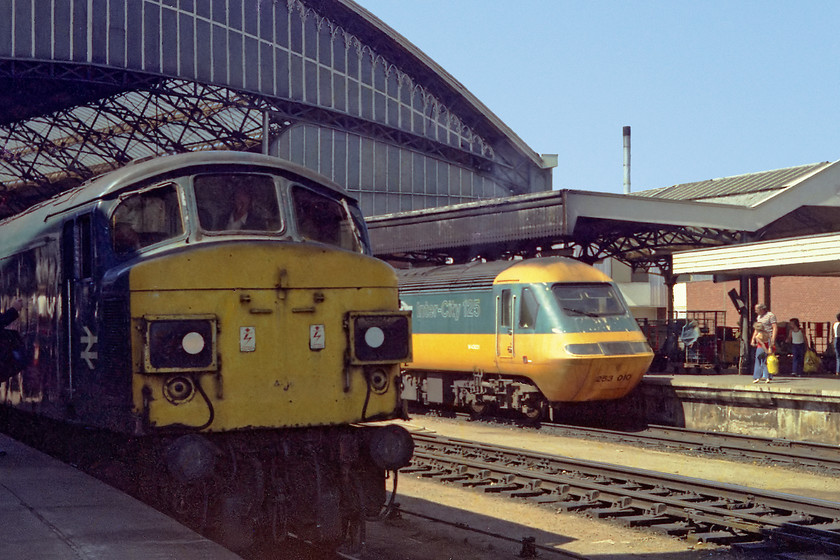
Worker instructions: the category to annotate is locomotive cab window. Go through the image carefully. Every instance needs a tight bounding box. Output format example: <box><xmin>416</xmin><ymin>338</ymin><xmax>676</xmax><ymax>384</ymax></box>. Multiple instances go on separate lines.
<box><xmin>292</xmin><ymin>186</ymin><xmax>366</xmax><ymax>253</ymax></box>
<box><xmin>519</xmin><ymin>287</ymin><xmax>539</xmax><ymax>329</ymax></box>
<box><xmin>112</xmin><ymin>184</ymin><xmax>183</xmax><ymax>254</ymax></box>
<box><xmin>499</xmin><ymin>289</ymin><xmax>513</xmax><ymax>328</ymax></box>
<box><xmin>553</xmin><ymin>284</ymin><xmax>626</xmax><ymax>317</ymax></box>
<box><xmin>194</xmin><ymin>174</ymin><xmax>281</xmax><ymax>232</ymax></box>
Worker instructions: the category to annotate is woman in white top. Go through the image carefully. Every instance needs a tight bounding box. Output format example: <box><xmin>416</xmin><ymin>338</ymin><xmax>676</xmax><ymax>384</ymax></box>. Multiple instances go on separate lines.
<box><xmin>785</xmin><ymin>318</ymin><xmax>806</xmax><ymax>377</ymax></box>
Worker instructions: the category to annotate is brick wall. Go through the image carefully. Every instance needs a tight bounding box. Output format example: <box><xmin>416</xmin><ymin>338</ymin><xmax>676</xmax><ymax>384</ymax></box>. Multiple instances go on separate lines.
<box><xmin>687</xmin><ymin>276</ymin><xmax>840</xmax><ymax>327</ymax></box>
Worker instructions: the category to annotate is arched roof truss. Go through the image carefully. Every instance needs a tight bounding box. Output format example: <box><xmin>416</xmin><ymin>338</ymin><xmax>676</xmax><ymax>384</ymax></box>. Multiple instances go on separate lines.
<box><xmin>0</xmin><ymin>0</ymin><xmax>551</xmax><ymax>219</ymax></box>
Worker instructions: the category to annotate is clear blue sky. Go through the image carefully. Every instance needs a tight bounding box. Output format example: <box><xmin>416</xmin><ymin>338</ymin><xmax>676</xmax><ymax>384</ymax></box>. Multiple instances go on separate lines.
<box><xmin>353</xmin><ymin>0</ymin><xmax>840</xmax><ymax>194</ymax></box>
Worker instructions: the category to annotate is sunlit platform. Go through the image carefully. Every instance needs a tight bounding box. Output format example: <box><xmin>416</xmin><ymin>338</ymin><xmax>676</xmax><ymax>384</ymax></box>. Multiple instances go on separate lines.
<box><xmin>0</xmin><ymin>434</ymin><xmax>242</xmax><ymax>560</ymax></box>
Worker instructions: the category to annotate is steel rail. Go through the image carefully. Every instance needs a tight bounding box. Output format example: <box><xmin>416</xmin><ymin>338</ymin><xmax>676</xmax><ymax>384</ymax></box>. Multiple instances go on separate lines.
<box><xmin>407</xmin><ymin>432</ymin><xmax>840</xmax><ymax>553</ymax></box>
<box><xmin>440</xmin><ymin>411</ymin><xmax>840</xmax><ymax>473</ymax></box>
<box><xmin>539</xmin><ymin>422</ymin><xmax>840</xmax><ymax>473</ymax></box>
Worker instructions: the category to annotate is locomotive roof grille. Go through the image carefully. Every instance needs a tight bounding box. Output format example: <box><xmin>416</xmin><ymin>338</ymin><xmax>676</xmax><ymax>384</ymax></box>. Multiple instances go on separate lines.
<box><xmin>397</xmin><ymin>260</ymin><xmax>518</xmax><ymax>294</ymax></box>
<box><xmin>398</xmin><ymin>274</ymin><xmax>498</xmax><ymax>294</ymax></box>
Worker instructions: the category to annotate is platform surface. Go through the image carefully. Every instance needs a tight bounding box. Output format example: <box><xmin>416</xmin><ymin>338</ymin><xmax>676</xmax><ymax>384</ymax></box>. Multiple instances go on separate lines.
<box><xmin>632</xmin><ymin>371</ymin><xmax>840</xmax><ymax>444</ymax></box>
<box><xmin>644</xmin><ymin>371</ymin><xmax>840</xmax><ymax>398</ymax></box>
<box><xmin>0</xmin><ymin>434</ymin><xmax>242</xmax><ymax>560</ymax></box>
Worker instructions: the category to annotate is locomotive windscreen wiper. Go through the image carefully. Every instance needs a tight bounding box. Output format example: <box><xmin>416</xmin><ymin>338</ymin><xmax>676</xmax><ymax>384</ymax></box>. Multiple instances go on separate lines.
<box><xmin>562</xmin><ymin>307</ymin><xmax>600</xmax><ymax>317</ymax></box>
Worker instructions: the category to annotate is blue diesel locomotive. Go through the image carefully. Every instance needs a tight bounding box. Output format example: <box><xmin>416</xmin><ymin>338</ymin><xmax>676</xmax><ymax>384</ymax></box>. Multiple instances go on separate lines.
<box><xmin>0</xmin><ymin>151</ymin><xmax>413</xmax><ymax>550</ymax></box>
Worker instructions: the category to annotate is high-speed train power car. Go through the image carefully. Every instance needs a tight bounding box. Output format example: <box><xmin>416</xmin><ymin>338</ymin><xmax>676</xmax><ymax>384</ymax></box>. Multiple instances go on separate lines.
<box><xmin>0</xmin><ymin>151</ymin><xmax>413</xmax><ymax>550</ymax></box>
<box><xmin>398</xmin><ymin>257</ymin><xmax>653</xmax><ymax>419</ymax></box>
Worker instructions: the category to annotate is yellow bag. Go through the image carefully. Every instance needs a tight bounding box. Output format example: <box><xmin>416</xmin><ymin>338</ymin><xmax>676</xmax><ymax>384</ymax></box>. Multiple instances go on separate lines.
<box><xmin>804</xmin><ymin>349</ymin><xmax>820</xmax><ymax>373</ymax></box>
<box><xmin>767</xmin><ymin>353</ymin><xmax>779</xmax><ymax>375</ymax></box>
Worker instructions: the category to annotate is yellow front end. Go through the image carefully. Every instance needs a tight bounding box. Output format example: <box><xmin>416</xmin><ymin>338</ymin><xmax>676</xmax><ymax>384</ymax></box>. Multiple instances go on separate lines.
<box><xmin>513</xmin><ymin>331</ymin><xmax>654</xmax><ymax>402</ymax></box>
<box><xmin>408</xmin><ymin>331</ymin><xmax>651</xmax><ymax>402</ymax></box>
<box><xmin>129</xmin><ymin>242</ymin><xmax>407</xmax><ymax>431</ymax></box>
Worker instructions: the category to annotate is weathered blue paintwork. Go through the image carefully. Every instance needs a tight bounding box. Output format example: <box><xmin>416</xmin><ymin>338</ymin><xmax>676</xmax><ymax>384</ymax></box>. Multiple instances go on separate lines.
<box><xmin>0</xmin><ymin>151</ymin><xmax>369</xmax><ymax>431</ymax></box>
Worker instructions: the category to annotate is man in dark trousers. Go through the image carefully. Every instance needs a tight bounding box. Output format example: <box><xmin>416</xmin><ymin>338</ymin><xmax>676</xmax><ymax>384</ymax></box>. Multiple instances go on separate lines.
<box><xmin>0</xmin><ymin>297</ymin><xmax>23</xmax><ymax>457</ymax></box>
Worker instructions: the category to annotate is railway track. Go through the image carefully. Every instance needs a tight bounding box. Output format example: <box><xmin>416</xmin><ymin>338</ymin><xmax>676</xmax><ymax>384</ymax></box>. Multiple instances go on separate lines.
<box><xmin>435</xmin><ymin>409</ymin><xmax>840</xmax><ymax>475</ymax></box>
<box><xmin>539</xmin><ymin>422</ymin><xmax>840</xmax><ymax>474</ymax></box>
<box><xmin>406</xmin><ymin>431</ymin><xmax>840</xmax><ymax>554</ymax></box>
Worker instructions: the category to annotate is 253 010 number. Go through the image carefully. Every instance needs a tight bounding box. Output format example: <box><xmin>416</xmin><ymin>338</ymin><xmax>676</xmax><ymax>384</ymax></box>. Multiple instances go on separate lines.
<box><xmin>594</xmin><ymin>374</ymin><xmax>633</xmax><ymax>383</ymax></box>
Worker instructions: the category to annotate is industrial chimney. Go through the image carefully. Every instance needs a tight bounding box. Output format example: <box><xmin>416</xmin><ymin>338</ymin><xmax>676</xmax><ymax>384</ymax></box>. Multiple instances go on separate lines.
<box><xmin>622</xmin><ymin>126</ymin><xmax>631</xmax><ymax>194</ymax></box>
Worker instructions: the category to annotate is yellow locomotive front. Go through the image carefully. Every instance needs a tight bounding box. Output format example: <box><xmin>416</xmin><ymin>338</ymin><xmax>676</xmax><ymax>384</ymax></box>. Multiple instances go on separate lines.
<box><xmin>101</xmin><ymin>153</ymin><xmax>413</xmax><ymax>550</ymax></box>
<box><xmin>130</xmin><ymin>242</ymin><xmax>408</xmax><ymax>431</ymax></box>
<box><xmin>492</xmin><ymin>259</ymin><xmax>653</xmax><ymax>404</ymax></box>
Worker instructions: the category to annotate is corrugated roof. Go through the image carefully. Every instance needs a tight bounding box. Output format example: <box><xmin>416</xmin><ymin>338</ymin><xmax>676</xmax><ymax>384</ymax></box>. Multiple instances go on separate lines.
<box><xmin>635</xmin><ymin>162</ymin><xmax>831</xmax><ymax>204</ymax></box>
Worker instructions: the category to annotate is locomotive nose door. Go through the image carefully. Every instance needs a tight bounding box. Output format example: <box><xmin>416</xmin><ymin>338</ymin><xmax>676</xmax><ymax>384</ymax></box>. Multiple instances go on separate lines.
<box><xmin>496</xmin><ymin>288</ymin><xmax>515</xmax><ymax>361</ymax></box>
<box><xmin>60</xmin><ymin>214</ymin><xmax>96</xmax><ymax>401</ymax></box>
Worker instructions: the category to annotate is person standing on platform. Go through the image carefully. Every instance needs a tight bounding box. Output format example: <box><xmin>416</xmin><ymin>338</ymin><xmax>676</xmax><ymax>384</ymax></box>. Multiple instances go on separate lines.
<box><xmin>751</xmin><ymin>321</ymin><xmax>771</xmax><ymax>383</ymax></box>
<box><xmin>786</xmin><ymin>318</ymin><xmax>806</xmax><ymax>377</ymax></box>
<box><xmin>754</xmin><ymin>304</ymin><xmax>777</xmax><ymax>379</ymax></box>
<box><xmin>833</xmin><ymin>313</ymin><xmax>840</xmax><ymax>376</ymax></box>
<box><xmin>754</xmin><ymin>304</ymin><xmax>778</xmax><ymax>350</ymax></box>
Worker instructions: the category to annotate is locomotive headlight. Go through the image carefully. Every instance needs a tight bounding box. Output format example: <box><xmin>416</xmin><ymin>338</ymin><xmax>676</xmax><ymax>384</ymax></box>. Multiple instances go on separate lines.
<box><xmin>347</xmin><ymin>311</ymin><xmax>412</xmax><ymax>364</ymax></box>
<box><xmin>565</xmin><ymin>341</ymin><xmax>653</xmax><ymax>356</ymax></box>
<box><xmin>142</xmin><ymin>314</ymin><xmax>218</xmax><ymax>373</ymax></box>
<box><xmin>565</xmin><ymin>343</ymin><xmax>604</xmax><ymax>355</ymax></box>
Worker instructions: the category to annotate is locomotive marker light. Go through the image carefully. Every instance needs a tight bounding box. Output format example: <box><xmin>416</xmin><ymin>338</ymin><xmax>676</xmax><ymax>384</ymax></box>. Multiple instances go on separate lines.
<box><xmin>347</xmin><ymin>311</ymin><xmax>412</xmax><ymax>364</ymax></box>
<box><xmin>142</xmin><ymin>315</ymin><xmax>218</xmax><ymax>373</ymax></box>
<box><xmin>365</xmin><ymin>326</ymin><xmax>385</xmax><ymax>348</ymax></box>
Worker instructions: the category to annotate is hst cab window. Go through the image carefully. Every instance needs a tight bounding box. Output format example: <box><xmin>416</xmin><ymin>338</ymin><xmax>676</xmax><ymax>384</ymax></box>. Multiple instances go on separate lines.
<box><xmin>112</xmin><ymin>183</ymin><xmax>183</xmax><ymax>254</ymax></box>
<box><xmin>194</xmin><ymin>174</ymin><xmax>281</xmax><ymax>232</ymax></box>
<box><xmin>553</xmin><ymin>284</ymin><xmax>626</xmax><ymax>317</ymax></box>
<box><xmin>292</xmin><ymin>187</ymin><xmax>366</xmax><ymax>253</ymax></box>
<box><xmin>519</xmin><ymin>287</ymin><xmax>539</xmax><ymax>329</ymax></box>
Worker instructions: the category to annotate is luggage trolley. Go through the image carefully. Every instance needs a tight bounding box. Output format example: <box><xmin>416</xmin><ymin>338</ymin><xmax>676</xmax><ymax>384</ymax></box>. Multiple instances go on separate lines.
<box><xmin>676</xmin><ymin>311</ymin><xmax>730</xmax><ymax>373</ymax></box>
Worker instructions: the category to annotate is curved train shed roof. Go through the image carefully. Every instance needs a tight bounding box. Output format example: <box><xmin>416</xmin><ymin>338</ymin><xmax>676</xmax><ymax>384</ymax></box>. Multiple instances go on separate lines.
<box><xmin>0</xmin><ymin>0</ymin><xmax>552</xmax><ymax>219</ymax></box>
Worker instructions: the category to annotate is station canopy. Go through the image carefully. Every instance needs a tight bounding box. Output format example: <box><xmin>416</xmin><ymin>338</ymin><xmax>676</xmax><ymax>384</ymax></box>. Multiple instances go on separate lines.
<box><xmin>368</xmin><ymin>160</ymin><xmax>840</xmax><ymax>274</ymax></box>
<box><xmin>656</xmin><ymin>161</ymin><xmax>840</xmax><ymax>279</ymax></box>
